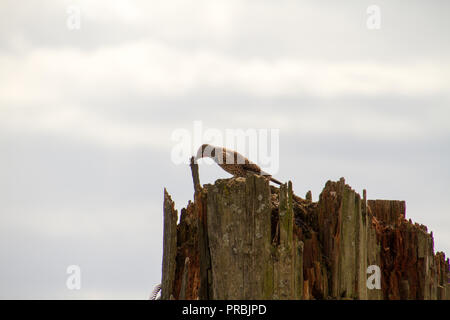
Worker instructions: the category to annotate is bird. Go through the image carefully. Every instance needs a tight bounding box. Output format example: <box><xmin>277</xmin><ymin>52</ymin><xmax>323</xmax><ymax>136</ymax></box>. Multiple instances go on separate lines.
<box><xmin>194</xmin><ymin>144</ymin><xmax>282</xmax><ymax>185</ymax></box>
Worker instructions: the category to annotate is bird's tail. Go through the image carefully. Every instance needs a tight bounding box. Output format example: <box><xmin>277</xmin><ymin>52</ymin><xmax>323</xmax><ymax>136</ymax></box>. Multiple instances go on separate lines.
<box><xmin>261</xmin><ymin>172</ymin><xmax>282</xmax><ymax>185</ymax></box>
<box><xmin>270</xmin><ymin>177</ymin><xmax>282</xmax><ymax>185</ymax></box>
<box><xmin>260</xmin><ymin>170</ymin><xmax>283</xmax><ymax>185</ymax></box>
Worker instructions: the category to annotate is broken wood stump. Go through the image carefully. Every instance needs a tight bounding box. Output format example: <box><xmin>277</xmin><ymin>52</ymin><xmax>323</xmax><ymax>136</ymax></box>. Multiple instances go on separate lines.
<box><xmin>161</xmin><ymin>175</ymin><xmax>449</xmax><ymax>300</ymax></box>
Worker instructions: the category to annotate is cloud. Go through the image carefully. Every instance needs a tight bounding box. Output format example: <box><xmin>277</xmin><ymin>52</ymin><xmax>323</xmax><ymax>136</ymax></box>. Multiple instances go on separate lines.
<box><xmin>1</xmin><ymin>40</ymin><xmax>449</xmax><ymax>150</ymax></box>
<box><xmin>0</xmin><ymin>0</ymin><xmax>449</xmax><ymax>299</ymax></box>
<box><xmin>1</xmin><ymin>41</ymin><xmax>449</xmax><ymax>104</ymax></box>
<box><xmin>0</xmin><ymin>200</ymin><xmax>164</xmax><ymax>299</ymax></box>
<box><xmin>0</xmin><ymin>204</ymin><xmax>162</xmax><ymax>239</ymax></box>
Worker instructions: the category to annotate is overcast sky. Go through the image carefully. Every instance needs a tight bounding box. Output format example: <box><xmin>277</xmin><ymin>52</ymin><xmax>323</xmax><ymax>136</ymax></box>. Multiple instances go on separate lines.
<box><xmin>0</xmin><ymin>0</ymin><xmax>449</xmax><ymax>299</ymax></box>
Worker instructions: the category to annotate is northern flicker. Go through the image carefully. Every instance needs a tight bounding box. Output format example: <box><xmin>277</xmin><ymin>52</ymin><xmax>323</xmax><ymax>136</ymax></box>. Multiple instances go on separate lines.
<box><xmin>194</xmin><ymin>144</ymin><xmax>282</xmax><ymax>185</ymax></box>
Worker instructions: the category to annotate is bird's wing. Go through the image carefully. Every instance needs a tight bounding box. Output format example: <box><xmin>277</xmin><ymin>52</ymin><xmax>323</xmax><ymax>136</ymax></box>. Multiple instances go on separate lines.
<box><xmin>222</xmin><ymin>148</ymin><xmax>245</xmax><ymax>164</ymax></box>
<box><xmin>259</xmin><ymin>169</ymin><xmax>272</xmax><ymax>177</ymax></box>
<box><xmin>221</xmin><ymin>148</ymin><xmax>260</xmax><ymax>173</ymax></box>
<box><xmin>242</xmin><ymin>162</ymin><xmax>262</xmax><ymax>174</ymax></box>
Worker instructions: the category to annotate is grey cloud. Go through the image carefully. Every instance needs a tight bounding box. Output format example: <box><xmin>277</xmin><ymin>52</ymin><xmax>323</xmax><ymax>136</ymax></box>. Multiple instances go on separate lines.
<box><xmin>1</xmin><ymin>0</ymin><xmax>449</xmax><ymax>299</ymax></box>
<box><xmin>0</xmin><ymin>1</ymin><xmax>449</xmax><ymax>61</ymax></box>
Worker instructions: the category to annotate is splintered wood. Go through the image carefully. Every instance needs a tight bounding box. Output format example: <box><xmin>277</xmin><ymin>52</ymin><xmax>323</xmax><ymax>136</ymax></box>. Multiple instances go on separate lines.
<box><xmin>161</xmin><ymin>176</ymin><xmax>449</xmax><ymax>300</ymax></box>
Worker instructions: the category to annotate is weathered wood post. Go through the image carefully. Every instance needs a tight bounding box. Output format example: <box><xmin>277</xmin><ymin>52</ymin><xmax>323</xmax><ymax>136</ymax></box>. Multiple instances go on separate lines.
<box><xmin>205</xmin><ymin>175</ymin><xmax>273</xmax><ymax>299</ymax></box>
<box><xmin>161</xmin><ymin>173</ymin><xmax>450</xmax><ymax>300</ymax></box>
<box><xmin>161</xmin><ymin>189</ymin><xmax>178</xmax><ymax>300</ymax></box>
<box><xmin>161</xmin><ymin>172</ymin><xmax>305</xmax><ymax>299</ymax></box>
